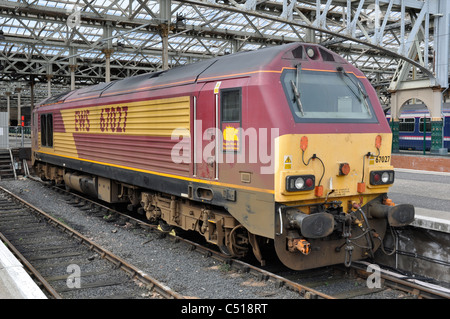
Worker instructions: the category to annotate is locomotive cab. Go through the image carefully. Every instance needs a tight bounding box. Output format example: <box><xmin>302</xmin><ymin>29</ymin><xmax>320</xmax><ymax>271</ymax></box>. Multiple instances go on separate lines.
<box><xmin>272</xmin><ymin>45</ymin><xmax>414</xmax><ymax>270</ymax></box>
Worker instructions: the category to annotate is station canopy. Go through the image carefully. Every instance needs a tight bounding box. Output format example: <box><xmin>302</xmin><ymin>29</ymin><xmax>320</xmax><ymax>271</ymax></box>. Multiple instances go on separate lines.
<box><xmin>0</xmin><ymin>0</ymin><xmax>441</xmax><ymax>108</ymax></box>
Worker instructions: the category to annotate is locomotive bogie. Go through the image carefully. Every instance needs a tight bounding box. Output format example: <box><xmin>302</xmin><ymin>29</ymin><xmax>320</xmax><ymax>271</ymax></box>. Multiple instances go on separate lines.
<box><xmin>35</xmin><ymin>162</ymin><xmax>64</xmax><ymax>184</ymax></box>
<box><xmin>138</xmin><ymin>190</ymin><xmax>250</xmax><ymax>257</ymax></box>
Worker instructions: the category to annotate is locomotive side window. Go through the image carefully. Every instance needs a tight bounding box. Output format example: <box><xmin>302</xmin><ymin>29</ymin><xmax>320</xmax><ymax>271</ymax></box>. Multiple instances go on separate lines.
<box><xmin>40</xmin><ymin>113</ymin><xmax>53</xmax><ymax>147</ymax></box>
<box><xmin>399</xmin><ymin>118</ymin><xmax>415</xmax><ymax>132</ymax></box>
<box><xmin>221</xmin><ymin>88</ymin><xmax>242</xmax><ymax>153</ymax></box>
<box><xmin>419</xmin><ymin>118</ymin><xmax>431</xmax><ymax>133</ymax></box>
<box><xmin>221</xmin><ymin>89</ymin><xmax>241</xmax><ymax>122</ymax></box>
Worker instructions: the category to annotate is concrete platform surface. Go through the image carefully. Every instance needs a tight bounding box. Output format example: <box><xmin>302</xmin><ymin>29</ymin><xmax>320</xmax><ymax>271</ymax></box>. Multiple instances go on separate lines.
<box><xmin>0</xmin><ymin>241</ymin><xmax>47</xmax><ymax>299</ymax></box>
<box><xmin>389</xmin><ymin>168</ymin><xmax>450</xmax><ymax>234</ymax></box>
<box><xmin>392</xmin><ymin>153</ymin><xmax>450</xmax><ymax>173</ymax></box>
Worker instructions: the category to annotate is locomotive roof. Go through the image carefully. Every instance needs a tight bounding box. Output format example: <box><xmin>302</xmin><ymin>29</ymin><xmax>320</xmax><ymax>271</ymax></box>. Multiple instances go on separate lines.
<box><xmin>37</xmin><ymin>43</ymin><xmax>337</xmax><ymax>107</ymax></box>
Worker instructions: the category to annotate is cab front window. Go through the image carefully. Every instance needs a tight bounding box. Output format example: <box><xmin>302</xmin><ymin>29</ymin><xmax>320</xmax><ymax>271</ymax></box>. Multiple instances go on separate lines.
<box><xmin>282</xmin><ymin>68</ymin><xmax>378</xmax><ymax>123</ymax></box>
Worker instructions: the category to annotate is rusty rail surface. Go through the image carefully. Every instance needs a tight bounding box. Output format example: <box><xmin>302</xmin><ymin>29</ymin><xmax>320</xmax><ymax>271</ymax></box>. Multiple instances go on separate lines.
<box><xmin>26</xmin><ymin>177</ymin><xmax>337</xmax><ymax>299</ymax></box>
<box><xmin>0</xmin><ymin>185</ymin><xmax>183</xmax><ymax>299</ymax></box>
<box><xmin>21</xmin><ymin>177</ymin><xmax>450</xmax><ymax>299</ymax></box>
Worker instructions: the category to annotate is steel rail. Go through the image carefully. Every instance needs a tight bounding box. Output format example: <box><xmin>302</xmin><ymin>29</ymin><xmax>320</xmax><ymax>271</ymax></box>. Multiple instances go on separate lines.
<box><xmin>351</xmin><ymin>261</ymin><xmax>450</xmax><ymax>299</ymax></box>
<box><xmin>31</xmin><ymin>177</ymin><xmax>450</xmax><ymax>300</ymax></box>
<box><xmin>0</xmin><ymin>185</ymin><xmax>184</xmax><ymax>300</ymax></box>
<box><xmin>28</xmin><ymin>177</ymin><xmax>337</xmax><ymax>299</ymax></box>
<box><xmin>229</xmin><ymin>258</ymin><xmax>336</xmax><ymax>299</ymax></box>
<box><xmin>0</xmin><ymin>231</ymin><xmax>62</xmax><ymax>299</ymax></box>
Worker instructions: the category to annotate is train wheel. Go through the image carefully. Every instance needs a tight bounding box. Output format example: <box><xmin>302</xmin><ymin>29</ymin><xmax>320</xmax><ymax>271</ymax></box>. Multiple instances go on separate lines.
<box><xmin>226</xmin><ymin>225</ymin><xmax>249</xmax><ymax>258</ymax></box>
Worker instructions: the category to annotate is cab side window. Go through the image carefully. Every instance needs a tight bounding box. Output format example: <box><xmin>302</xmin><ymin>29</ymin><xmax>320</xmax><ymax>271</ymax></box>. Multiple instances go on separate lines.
<box><xmin>41</xmin><ymin>113</ymin><xmax>53</xmax><ymax>147</ymax></box>
<box><xmin>221</xmin><ymin>89</ymin><xmax>241</xmax><ymax>123</ymax></box>
<box><xmin>221</xmin><ymin>88</ymin><xmax>241</xmax><ymax>153</ymax></box>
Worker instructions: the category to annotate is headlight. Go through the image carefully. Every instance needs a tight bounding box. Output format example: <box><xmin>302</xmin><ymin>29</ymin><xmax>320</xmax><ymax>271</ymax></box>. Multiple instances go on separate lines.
<box><xmin>286</xmin><ymin>175</ymin><xmax>315</xmax><ymax>192</ymax></box>
<box><xmin>294</xmin><ymin>177</ymin><xmax>305</xmax><ymax>189</ymax></box>
<box><xmin>370</xmin><ymin>170</ymin><xmax>394</xmax><ymax>185</ymax></box>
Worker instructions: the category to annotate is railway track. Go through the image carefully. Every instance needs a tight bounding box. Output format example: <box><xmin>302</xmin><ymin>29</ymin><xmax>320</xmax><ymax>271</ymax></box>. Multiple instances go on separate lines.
<box><xmin>2</xmin><ymin>177</ymin><xmax>449</xmax><ymax>300</ymax></box>
<box><xmin>0</xmin><ymin>185</ymin><xmax>182</xmax><ymax>299</ymax></box>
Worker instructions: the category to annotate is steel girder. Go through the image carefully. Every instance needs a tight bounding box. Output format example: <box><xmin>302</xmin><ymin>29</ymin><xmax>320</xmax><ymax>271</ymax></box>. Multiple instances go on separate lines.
<box><xmin>0</xmin><ymin>0</ymin><xmax>447</xmax><ymax>110</ymax></box>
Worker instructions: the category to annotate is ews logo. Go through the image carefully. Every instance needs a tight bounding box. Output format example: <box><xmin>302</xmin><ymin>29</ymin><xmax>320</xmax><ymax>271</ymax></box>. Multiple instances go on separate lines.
<box><xmin>73</xmin><ymin>106</ymin><xmax>129</xmax><ymax>133</ymax></box>
<box><xmin>100</xmin><ymin>106</ymin><xmax>128</xmax><ymax>132</ymax></box>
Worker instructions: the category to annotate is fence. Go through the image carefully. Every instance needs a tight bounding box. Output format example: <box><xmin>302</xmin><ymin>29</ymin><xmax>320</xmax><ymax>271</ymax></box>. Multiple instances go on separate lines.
<box><xmin>391</xmin><ymin>116</ymin><xmax>448</xmax><ymax>156</ymax></box>
<box><xmin>8</xmin><ymin>126</ymin><xmax>32</xmax><ymax>148</ymax></box>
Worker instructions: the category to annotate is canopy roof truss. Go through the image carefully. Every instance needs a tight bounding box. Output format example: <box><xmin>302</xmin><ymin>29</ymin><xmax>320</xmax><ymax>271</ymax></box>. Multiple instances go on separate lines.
<box><xmin>0</xmin><ymin>0</ymin><xmax>448</xmax><ymax>110</ymax></box>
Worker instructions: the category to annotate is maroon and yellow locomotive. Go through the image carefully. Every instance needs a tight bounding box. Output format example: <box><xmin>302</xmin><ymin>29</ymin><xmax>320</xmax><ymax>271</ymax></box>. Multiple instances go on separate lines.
<box><xmin>32</xmin><ymin>43</ymin><xmax>414</xmax><ymax>270</ymax></box>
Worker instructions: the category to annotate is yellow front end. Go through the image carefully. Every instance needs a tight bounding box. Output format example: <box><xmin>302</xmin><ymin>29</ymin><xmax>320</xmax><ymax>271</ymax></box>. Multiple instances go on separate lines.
<box><xmin>273</xmin><ymin>132</ymin><xmax>401</xmax><ymax>270</ymax></box>
<box><xmin>275</xmin><ymin>132</ymin><xmax>393</xmax><ymax>208</ymax></box>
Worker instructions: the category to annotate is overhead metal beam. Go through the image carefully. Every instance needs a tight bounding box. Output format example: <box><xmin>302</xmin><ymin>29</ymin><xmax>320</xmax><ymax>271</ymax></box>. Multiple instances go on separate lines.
<box><xmin>1</xmin><ymin>0</ymin><xmax>448</xmax><ymax>108</ymax></box>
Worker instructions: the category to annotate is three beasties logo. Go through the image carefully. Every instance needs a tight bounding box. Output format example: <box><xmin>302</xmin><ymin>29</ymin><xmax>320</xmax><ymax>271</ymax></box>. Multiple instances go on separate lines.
<box><xmin>223</xmin><ymin>125</ymin><xmax>240</xmax><ymax>152</ymax></box>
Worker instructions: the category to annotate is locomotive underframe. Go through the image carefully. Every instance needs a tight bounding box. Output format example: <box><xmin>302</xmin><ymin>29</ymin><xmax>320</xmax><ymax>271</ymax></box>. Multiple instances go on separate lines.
<box><xmin>35</xmin><ymin>159</ymin><xmax>409</xmax><ymax>270</ymax></box>
<box><xmin>34</xmin><ymin>161</ymin><xmax>254</xmax><ymax>258</ymax></box>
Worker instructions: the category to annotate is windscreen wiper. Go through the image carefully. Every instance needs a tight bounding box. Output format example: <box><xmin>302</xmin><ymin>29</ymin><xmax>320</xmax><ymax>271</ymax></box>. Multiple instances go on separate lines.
<box><xmin>291</xmin><ymin>80</ymin><xmax>304</xmax><ymax>116</ymax></box>
<box><xmin>291</xmin><ymin>64</ymin><xmax>304</xmax><ymax>116</ymax></box>
<box><xmin>336</xmin><ymin>66</ymin><xmax>372</xmax><ymax>116</ymax></box>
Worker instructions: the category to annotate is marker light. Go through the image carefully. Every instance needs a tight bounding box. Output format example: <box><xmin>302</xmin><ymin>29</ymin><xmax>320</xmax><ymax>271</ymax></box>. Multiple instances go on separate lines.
<box><xmin>375</xmin><ymin>135</ymin><xmax>382</xmax><ymax>149</ymax></box>
<box><xmin>370</xmin><ymin>170</ymin><xmax>394</xmax><ymax>185</ymax></box>
<box><xmin>300</xmin><ymin>136</ymin><xmax>308</xmax><ymax>151</ymax></box>
<box><xmin>339</xmin><ymin>163</ymin><xmax>350</xmax><ymax>176</ymax></box>
<box><xmin>286</xmin><ymin>175</ymin><xmax>315</xmax><ymax>192</ymax></box>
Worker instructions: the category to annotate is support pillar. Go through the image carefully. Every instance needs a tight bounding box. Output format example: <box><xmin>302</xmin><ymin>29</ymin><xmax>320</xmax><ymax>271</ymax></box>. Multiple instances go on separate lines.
<box><xmin>430</xmin><ymin>119</ymin><xmax>444</xmax><ymax>153</ymax></box>
<box><xmin>46</xmin><ymin>74</ymin><xmax>53</xmax><ymax>97</ymax></box>
<box><xmin>69</xmin><ymin>65</ymin><xmax>77</xmax><ymax>90</ymax></box>
<box><xmin>159</xmin><ymin>0</ymin><xmax>172</xmax><ymax>71</ymax></box>
<box><xmin>5</xmin><ymin>91</ymin><xmax>11</xmax><ymax>126</ymax></box>
<box><xmin>430</xmin><ymin>88</ymin><xmax>445</xmax><ymax>153</ymax></box>
<box><xmin>160</xmin><ymin>25</ymin><xmax>169</xmax><ymax>70</ymax></box>
<box><xmin>69</xmin><ymin>47</ymin><xmax>77</xmax><ymax>91</ymax></box>
<box><xmin>102</xmin><ymin>48</ymin><xmax>114</xmax><ymax>83</ymax></box>
<box><xmin>390</xmin><ymin>119</ymin><xmax>400</xmax><ymax>153</ymax></box>
<box><xmin>389</xmin><ymin>90</ymin><xmax>400</xmax><ymax>153</ymax></box>
<box><xmin>102</xmin><ymin>22</ymin><xmax>114</xmax><ymax>83</ymax></box>
<box><xmin>15</xmin><ymin>87</ymin><xmax>21</xmax><ymax>126</ymax></box>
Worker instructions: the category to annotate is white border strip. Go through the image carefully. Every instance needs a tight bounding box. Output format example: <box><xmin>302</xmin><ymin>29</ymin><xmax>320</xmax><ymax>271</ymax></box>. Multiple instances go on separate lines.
<box><xmin>395</xmin><ymin>168</ymin><xmax>450</xmax><ymax>177</ymax></box>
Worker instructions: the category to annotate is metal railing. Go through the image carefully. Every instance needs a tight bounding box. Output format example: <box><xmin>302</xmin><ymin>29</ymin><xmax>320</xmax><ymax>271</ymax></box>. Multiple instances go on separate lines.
<box><xmin>8</xmin><ymin>126</ymin><xmax>32</xmax><ymax>148</ymax></box>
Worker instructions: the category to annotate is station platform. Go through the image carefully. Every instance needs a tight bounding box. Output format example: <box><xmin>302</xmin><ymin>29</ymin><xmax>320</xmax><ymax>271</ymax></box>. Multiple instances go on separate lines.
<box><xmin>394</xmin><ymin>167</ymin><xmax>450</xmax><ymax>234</ymax></box>
<box><xmin>410</xmin><ymin>204</ymin><xmax>450</xmax><ymax>234</ymax></box>
<box><xmin>392</xmin><ymin>153</ymin><xmax>450</xmax><ymax>173</ymax></box>
<box><xmin>0</xmin><ymin>240</ymin><xmax>47</xmax><ymax>299</ymax></box>
<box><xmin>391</xmin><ymin>152</ymin><xmax>450</xmax><ymax>234</ymax></box>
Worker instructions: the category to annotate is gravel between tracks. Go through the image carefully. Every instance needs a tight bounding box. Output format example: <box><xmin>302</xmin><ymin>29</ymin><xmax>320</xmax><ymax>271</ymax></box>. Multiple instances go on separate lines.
<box><xmin>0</xmin><ymin>177</ymin><xmax>300</xmax><ymax>299</ymax></box>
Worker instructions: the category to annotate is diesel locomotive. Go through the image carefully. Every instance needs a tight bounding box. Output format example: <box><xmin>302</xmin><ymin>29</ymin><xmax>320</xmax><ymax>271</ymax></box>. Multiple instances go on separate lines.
<box><xmin>32</xmin><ymin>43</ymin><xmax>414</xmax><ymax>270</ymax></box>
